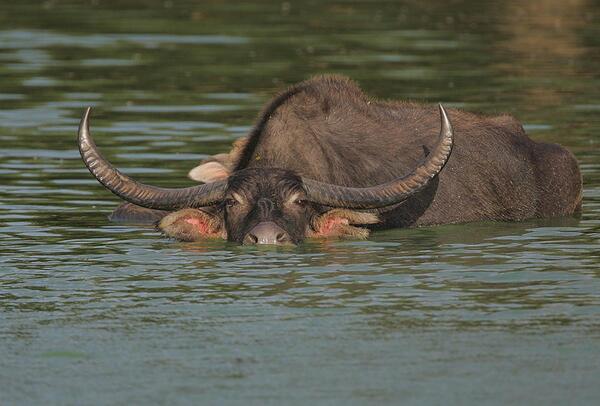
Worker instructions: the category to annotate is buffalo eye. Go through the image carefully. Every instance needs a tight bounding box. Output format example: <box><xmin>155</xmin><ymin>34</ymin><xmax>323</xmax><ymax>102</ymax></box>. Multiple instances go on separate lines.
<box><xmin>288</xmin><ymin>193</ymin><xmax>307</xmax><ymax>207</ymax></box>
<box><xmin>224</xmin><ymin>198</ymin><xmax>238</xmax><ymax>208</ymax></box>
<box><xmin>225</xmin><ymin>192</ymin><xmax>245</xmax><ymax>209</ymax></box>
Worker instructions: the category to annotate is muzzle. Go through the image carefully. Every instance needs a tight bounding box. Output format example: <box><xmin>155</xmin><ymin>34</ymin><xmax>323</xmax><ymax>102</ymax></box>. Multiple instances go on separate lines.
<box><xmin>243</xmin><ymin>221</ymin><xmax>291</xmax><ymax>245</ymax></box>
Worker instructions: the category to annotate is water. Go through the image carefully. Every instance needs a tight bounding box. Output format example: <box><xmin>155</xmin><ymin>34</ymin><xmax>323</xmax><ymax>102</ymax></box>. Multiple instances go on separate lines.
<box><xmin>1</xmin><ymin>1</ymin><xmax>599</xmax><ymax>404</ymax></box>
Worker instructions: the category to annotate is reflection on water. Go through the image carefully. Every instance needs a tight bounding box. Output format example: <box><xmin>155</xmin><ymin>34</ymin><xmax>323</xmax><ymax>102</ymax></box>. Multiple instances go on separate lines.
<box><xmin>1</xmin><ymin>0</ymin><xmax>599</xmax><ymax>404</ymax></box>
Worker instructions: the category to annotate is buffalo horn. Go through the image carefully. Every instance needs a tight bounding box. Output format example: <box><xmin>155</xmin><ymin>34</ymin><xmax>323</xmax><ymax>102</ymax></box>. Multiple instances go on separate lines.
<box><xmin>302</xmin><ymin>104</ymin><xmax>454</xmax><ymax>209</ymax></box>
<box><xmin>78</xmin><ymin>107</ymin><xmax>226</xmax><ymax>210</ymax></box>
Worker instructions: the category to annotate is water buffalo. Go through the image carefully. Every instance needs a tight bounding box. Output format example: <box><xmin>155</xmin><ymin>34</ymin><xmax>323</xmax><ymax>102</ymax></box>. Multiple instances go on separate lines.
<box><xmin>78</xmin><ymin>75</ymin><xmax>582</xmax><ymax>245</ymax></box>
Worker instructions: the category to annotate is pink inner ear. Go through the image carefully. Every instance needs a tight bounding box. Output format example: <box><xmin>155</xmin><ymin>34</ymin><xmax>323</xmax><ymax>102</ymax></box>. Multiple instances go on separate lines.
<box><xmin>184</xmin><ymin>217</ymin><xmax>213</xmax><ymax>235</ymax></box>
<box><xmin>315</xmin><ymin>216</ymin><xmax>350</xmax><ymax>236</ymax></box>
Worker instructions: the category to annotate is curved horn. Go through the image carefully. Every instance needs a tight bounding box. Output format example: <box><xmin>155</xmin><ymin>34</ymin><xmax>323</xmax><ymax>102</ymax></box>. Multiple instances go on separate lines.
<box><xmin>302</xmin><ymin>104</ymin><xmax>453</xmax><ymax>209</ymax></box>
<box><xmin>78</xmin><ymin>107</ymin><xmax>226</xmax><ymax>210</ymax></box>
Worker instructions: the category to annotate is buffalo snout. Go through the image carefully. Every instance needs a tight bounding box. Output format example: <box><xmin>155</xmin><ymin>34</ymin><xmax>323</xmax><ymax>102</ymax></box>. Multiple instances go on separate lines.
<box><xmin>243</xmin><ymin>221</ymin><xmax>291</xmax><ymax>245</ymax></box>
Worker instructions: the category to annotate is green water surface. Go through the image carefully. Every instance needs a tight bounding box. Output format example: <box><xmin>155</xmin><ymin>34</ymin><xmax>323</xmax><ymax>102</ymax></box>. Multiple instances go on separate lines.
<box><xmin>1</xmin><ymin>1</ymin><xmax>599</xmax><ymax>405</ymax></box>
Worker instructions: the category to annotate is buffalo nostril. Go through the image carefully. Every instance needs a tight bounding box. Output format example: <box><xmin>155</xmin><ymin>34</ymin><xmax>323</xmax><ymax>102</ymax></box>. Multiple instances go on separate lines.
<box><xmin>276</xmin><ymin>232</ymin><xmax>287</xmax><ymax>242</ymax></box>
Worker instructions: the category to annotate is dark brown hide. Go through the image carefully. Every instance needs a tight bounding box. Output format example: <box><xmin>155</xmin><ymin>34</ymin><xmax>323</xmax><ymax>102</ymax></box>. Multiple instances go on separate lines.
<box><xmin>231</xmin><ymin>75</ymin><xmax>582</xmax><ymax>227</ymax></box>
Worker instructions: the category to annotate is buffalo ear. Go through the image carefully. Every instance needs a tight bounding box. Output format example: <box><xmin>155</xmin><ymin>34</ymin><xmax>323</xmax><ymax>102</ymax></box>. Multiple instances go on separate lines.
<box><xmin>158</xmin><ymin>208</ymin><xmax>225</xmax><ymax>241</ymax></box>
<box><xmin>308</xmin><ymin>209</ymin><xmax>380</xmax><ymax>239</ymax></box>
<box><xmin>188</xmin><ymin>137</ymin><xmax>249</xmax><ymax>183</ymax></box>
<box><xmin>188</xmin><ymin>160</ymin><xmax>231</xmax><ymax>183</ymax></box>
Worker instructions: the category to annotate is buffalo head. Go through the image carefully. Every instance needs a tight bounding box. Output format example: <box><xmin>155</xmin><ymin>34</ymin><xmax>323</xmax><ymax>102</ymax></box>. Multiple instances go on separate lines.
<box><xmin>78</xmin><ymin>106</ymin><xmax>453</xmax><ymax>245</ymax></box>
